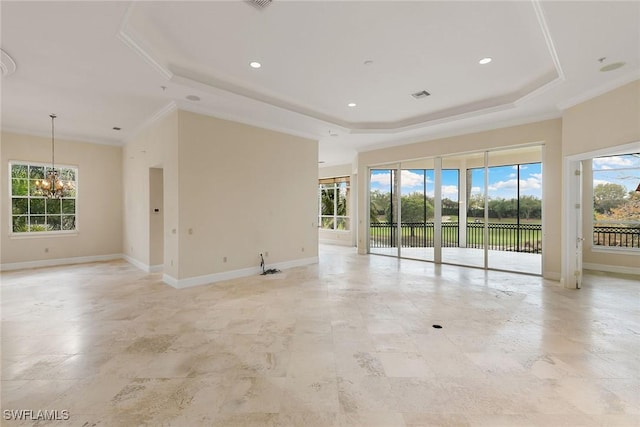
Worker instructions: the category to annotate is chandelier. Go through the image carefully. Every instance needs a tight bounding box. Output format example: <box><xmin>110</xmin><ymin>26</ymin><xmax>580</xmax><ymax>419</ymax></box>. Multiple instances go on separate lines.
<box><xmin>34</xmin><ymin>114</ymin><xmax>74</xmax><ymax>198</ymax></box>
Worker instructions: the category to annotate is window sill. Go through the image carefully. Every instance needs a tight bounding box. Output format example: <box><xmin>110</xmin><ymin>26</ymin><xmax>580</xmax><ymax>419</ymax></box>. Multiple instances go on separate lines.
<box><xmin>9</xmin><ymin>231</ymin><xmax>79</xmax><ymax>239</ymax></box>
<box><xmin>591</xmin><ymin>246</ymin><xmax>640</xmax><ymax>255</ymax></box>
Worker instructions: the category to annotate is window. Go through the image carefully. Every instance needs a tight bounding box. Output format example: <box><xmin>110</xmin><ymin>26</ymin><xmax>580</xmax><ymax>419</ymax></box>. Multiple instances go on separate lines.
<box><xmin>319</xmin><ymin>176</ymin><xmax>349</xmax><ymax>231</ymax></box>
<box><xmin>10</xmin><ymin>162</ymin><xmax>77</xmax><ymax>234</ymax></box>
<box><xmin>592</xmin><ymin>153</ymin><xmax>640</xmax><ymax>249</ymax></box>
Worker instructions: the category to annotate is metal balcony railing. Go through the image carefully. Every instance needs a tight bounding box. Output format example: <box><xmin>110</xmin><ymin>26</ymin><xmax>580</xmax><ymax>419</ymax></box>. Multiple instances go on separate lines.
<box><xmin>370</xmin><ymin>222</ymin><xmax>640</xmax><ymax>252</ymax></box>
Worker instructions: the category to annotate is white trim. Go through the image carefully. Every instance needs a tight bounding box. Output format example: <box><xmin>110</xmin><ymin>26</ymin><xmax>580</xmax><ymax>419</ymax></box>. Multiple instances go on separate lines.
<box><xmin>123</xmin><ymin>255</ymin><xmax>151</xmax><ymax>272</ymax></box>
<box><xmin>163</xmin><ymin>256</ymin><xmax>319</xmax><ymax>289</ymax></box>
<box><xmin>557</xmin><ymin>72</ymin><xmax>640</xmax><ymax>111</ymax></box>
<box><xmin>1</xmin><ymin>48</ymin><xmax>17</xmax><ymax>77</ymax></box>
<box><xmin>319</xmin><ymin>239</ymin><xmax>353</xmax><ymax>247</ymax></box>
<box><xmin>162</xmin><ymin>273</ymin><xmax>178</xmax><ymax>287</ymax></box>
<box><xmin>591</xmin><ymin>246</ymin><xmax>640</xmax><ymax>255</ymax></box>
<box><xmin>562</xmin><ymin>141</ymin><xmax>640</xmax><ymax>289</ymax></box>
<box><xmin>531</xmin><ymin>0</ymin><xmax>565</xmax><ymax>82</ymax></box>
<box><xmin>117</xmin><ymin>3</ymin><xmax>173</xmax><ymax>80</ymax></box>
<box><xmin>149</xmin><ymin>264</ymin><xmax>164</xmax><ymax>273</ymax></box>
<box><xmin>584</xmin><ymin>263</ymin><xmax>640</xmax><ymax>277</ymax></box>
<box><xmin>124</xmin><ymin>101</ymin><xmax>177</xmax><ymax>144</ymax></box>
<box><xmin>8</xmin><ymin>160</ymin><xmax>79</xmax><ymax>237</ymax></box>
<box><xmin>0</xmin><ymin>254</ymin><xmax>122</xmax><ymax>272</ymax></box>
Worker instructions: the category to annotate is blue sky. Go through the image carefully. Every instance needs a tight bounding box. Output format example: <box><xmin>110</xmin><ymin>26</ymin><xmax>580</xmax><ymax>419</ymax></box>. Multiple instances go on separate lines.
<box><xmin>592</xmin><ymin>154</ymin><xmax>640</xmax><ymax>194</ymax></box>
<box><xmin>370</xmin><ymin>163</ymin><xmax>543</xmax><ymax>200</ymax></box>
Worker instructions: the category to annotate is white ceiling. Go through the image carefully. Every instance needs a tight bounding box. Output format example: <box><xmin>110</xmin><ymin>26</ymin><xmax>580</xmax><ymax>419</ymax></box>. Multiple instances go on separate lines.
<box><xmin>2</xmin><ymin>1</ymin><xmax>639</xmax><ymax>166</ymax></box>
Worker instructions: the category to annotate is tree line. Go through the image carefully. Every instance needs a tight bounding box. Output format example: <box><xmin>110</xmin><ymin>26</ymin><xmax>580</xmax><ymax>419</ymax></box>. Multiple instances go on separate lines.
<box><xmin>370</xmin><ymin>190</ymin><xmax>542</xmax><ymax>223</ymax></box>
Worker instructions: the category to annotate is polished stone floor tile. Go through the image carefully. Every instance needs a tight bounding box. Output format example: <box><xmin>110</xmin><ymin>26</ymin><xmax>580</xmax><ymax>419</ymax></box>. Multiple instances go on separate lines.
<box><xmin>1</xmin><ymin>245</ymin><xmax>639</xmax><ymax>425</ymax></box>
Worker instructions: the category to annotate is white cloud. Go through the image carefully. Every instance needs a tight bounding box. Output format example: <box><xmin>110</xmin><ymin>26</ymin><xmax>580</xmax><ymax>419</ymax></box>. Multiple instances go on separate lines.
<box><xmin>442</xmin><ymin>185</ymin><xmax>459</xmax><ymax>198</ymax></box>
<box><xmin>488</xmin><ymin>176</ymin><xmax>542</xmax><ymax>192</ymax></box>
<box><xmin>370</xmin><ymin>172</ymin><xmax>392</xmax><ymax>186</ymax></box>
<box><xmin>521</xmin><ymin>177</ymin><xmax>542</xmax><ymax>190</ymax></box>
<box><xmin>508</xmin><ymin>173</ymin><xmax>516</xmax><ymax>178</ymax></box>
<box><xmin>370</xmin><ymin>170</ymin><xmax>426</xmax><ymax>188</ymax></box>
<box><xmin>488</xmin><ymin>179</ymin><xmax>518</xmax><ymax>191</ymax></box>
<box><xmin>401</xmin><ymin>170</ymin><xmax>425</xmax><ymax>187</ymax></box>
<box><xmin>593</xmin><ymin>156</ymin><xmax>633</xmax><ymax>168</ymax></box>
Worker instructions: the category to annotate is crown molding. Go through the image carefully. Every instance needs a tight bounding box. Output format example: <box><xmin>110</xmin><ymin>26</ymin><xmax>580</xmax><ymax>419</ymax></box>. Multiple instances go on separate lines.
<box><xmin>557</xmin><ymin>72</ymin><xmax>640</xmax><ymax>111</ymax></box>
<box><xmin>1</xmin><ymin>126</ymin><xmax>122</xmax><ymax>146</ymax></box>
<box><xmin>117</xmin><ymin>2</ymin><xmax>173</xmax><ymax>80</ymax></box>
<box><xmin>1</xmin><ymin>49</ymin><xmax>17</xmax><ymax>77</ymax></box>
<box><xmin>124</xmin><ymin>101</ymin><xmax>178</xmax><ymax>144</ymax></box>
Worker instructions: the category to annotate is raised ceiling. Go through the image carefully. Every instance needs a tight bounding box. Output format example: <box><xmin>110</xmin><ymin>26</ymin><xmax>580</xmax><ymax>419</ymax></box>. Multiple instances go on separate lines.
<box><xmin>2</xmin><ymin>1</ymin><xmax>639</xmax><ymax>166</ymax></box>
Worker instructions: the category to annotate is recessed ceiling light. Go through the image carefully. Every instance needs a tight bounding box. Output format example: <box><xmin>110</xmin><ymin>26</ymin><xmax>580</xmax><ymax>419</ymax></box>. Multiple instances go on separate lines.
<box><xmin>347</xmin><ymin>102</ymin><xmax>357</xmax><ymax>107</ymax></box>
<box><xmin>364</xmin><ymin>60</ymin><xmax>374</xmax><ymax>66</ymax></box>
<box><xmin>600</xmin><ymin>61</ymin><xmax>625</xmax><ymax>72</ymax></box>
<box><xmin>479</xmin><ymin>57</ymin><xmax>492</xmax><ymax>65</ymax></box>
<box><xmin>186</xmin><ymin>95</ymin><xmax>200</xmax><ymax>101</ymax></box>
<box><xmin>250</xmin><ymin>61</ymin><xmax>262</xmax><ymax>69</ymax></box>
<box><xmin>318</xmin><ymin>161</ymin><xmax>326</xmax><ymax>164</ymax></box>
<box><xmin>112</xmin><ymin>127</ymin><xmax>121</xmax><ymax>131</ymax></box>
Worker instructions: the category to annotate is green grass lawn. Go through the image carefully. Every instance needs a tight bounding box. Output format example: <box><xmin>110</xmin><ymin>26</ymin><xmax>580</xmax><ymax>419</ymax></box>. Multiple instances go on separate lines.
<box><xmin>370</xmin><ymin>217</ymin><xmax>542</xmax><ymax>249</ymax></box>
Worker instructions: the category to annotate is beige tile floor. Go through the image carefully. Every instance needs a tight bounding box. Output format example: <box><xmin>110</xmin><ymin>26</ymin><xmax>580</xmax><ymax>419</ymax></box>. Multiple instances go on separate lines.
<box><xmin>1</xmin><ymin>245</ymin><xmax>639</xmax><ymax>426</ymax></box>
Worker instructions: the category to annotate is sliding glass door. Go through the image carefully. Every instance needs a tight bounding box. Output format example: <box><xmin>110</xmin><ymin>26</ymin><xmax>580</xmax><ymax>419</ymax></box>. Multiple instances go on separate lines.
<box><xmin>487</xmin><ymin>147</ymin><xmax>542</xmax><ymax>274</ymax></box>
<box><xmin>367</xmin><ymin>146</ymin><xmax>543</xmax><ymax>275</ymax></box>
<box><xmin>399</xmin><ymin>159</ymin><xmax>435</xmax><ymax>262</ymax></box>
<box><xmin>370</xmin><ymin>166</ymin><xmax>399</xmax><ymax>256</ymax></box>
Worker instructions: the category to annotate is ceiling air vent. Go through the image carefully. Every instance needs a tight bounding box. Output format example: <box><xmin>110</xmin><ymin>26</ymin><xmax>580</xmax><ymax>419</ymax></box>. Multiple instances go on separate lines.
<box><xmin>248</xmin><ymin>0</ymin><xmax>272</xmax><ymax>9</ymax></box>
<box><xmin>411</xmin><ymin>90</ymin><xmax>431</xmax><ymax>99</ymax></box>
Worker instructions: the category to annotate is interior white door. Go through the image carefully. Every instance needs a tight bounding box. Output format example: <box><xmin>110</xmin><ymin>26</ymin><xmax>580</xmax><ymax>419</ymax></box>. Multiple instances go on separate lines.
<box><xmin>575</xmin><ymin>162</ymin><xmax>583</xmax><ymax>289</ymax></box>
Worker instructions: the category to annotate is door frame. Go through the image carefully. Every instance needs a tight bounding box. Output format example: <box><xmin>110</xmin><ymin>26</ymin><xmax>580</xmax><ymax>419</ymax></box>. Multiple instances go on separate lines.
<box><xmin>562</xmin><ymin>141</ymin><xmax>640</xmax><ymax>288</ymax></box>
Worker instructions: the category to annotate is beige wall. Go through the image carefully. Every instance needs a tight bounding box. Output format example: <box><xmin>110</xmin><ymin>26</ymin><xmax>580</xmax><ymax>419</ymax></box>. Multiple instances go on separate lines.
<box><xmin>563</xmin><ymin>80</ymin><xmax>640</xmax><ymax>156</ymax></box>
<box><xmin>357</xmin><ymin>119</ymin><xmax>563</xmax><ymax>280</ymax></box>
<box><xmin>564</xmin><ymin>80</ymin><xmax>640</xmax><ymax>270</ymax></box>
<box><xmin>176</xmin><ymin>110</ymin><xmax>318</xmax><ymax>280</ymax></box>
<box><xmin>123</xmin><ymin>110</ymin><xmax>179</xmax><ymax>277</ymax></box>
<box><xmin>318</xmin><ymin>163</ymin><xmax>357</xmax><ymax>246</ymax></box>
<box><xmin>1</xmin><ymin>132</ymin><xmax>122</xmax><ymax>267</ymax></box>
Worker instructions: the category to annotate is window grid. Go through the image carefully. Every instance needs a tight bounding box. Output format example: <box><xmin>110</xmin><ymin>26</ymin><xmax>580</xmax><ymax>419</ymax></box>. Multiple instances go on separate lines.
<box><xmin>592</xmin><ymin>153</ymin><xmax>640</xmax><ymax>249</ymax></box>
<box><xmin>319</xmin><ymin>178</ymin><xmax>350</xmax><ymax>231</ymax></box>
<box><xmin>9</xmin><ymin>161</ymin><xmax>78</xmax><ymax>234</ymax></box>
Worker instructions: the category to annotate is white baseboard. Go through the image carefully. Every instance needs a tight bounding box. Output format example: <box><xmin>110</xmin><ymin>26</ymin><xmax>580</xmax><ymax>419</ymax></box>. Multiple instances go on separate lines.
<box><xmin>122</xmin><ymin>256</ymin><xmax>163</xmax><ymax>273</ymax></box>
<box><xmin>162</xmin><ymin>273</ymin><xmax>178</xmax><ymax>287</ymax></box>
<box><xmin>319</xmin><ymin>239</ymin><xmax>354</xmax><ymax>247</ymax></box>
<box><xmin>0</xmin><ymin>254</ymin><xmax>123</xmax><ymax>272</ymax></box>
<box><xmin>165</xmin><ymin>256</ymin><xmax>319</xmax><ymax>289</ymax></box>
<box><xmin>149</xmin><ymin>264</ymin><xmax>163</xmax><ymax>273</ymax></box>
<box><xmin>583</xmin><ymin>263</ymin><xmax>640</xmax><ymax>276</ymax></box>
<box><xmin>123</xmin><ymin>255</ymin><xmax>150</xmax><ymax>272</ymax></box>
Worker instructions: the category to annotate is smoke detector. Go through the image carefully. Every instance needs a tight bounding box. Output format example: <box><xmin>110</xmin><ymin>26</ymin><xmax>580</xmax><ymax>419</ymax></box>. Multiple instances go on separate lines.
<box><xmin>248</xmin><ymin>0</ymin><xmax>272</xmax><ymax>9</ymax></box>
<box><xmin>411</xmin><ymin>90</ymin><xmax>431</xmax><ymax>100</ymax></box>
